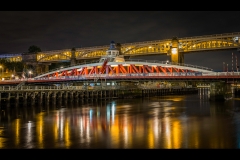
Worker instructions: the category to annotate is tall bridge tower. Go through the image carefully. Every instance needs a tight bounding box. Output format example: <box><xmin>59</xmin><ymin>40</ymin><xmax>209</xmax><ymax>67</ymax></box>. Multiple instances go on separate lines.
<box><xmin>168</xmin><ymin>37</ymin><xmax>184</xmax><ymax>64</ymax></box>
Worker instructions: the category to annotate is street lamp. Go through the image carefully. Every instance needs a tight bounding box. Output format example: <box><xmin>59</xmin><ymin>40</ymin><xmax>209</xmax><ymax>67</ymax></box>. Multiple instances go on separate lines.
<box><xmin>28</xmin><ymin>71</ymin><xmax>32</xmax><ymax>78</ymax></box>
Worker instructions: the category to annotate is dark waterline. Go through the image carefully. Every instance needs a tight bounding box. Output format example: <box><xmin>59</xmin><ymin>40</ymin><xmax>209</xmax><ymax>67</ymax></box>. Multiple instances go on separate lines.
<box><xmin>0</xmin><ymin>92</ymin><xmax>240</xmax><ymax>149</ymax></box>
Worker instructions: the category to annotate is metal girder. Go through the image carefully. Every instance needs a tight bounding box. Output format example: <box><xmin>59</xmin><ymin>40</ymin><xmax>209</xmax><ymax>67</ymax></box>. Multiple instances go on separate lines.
<box><xmin>32</xmin><ymin>32</ymin><xmax>240</xmax><ymax>63</ymax></box>
<box><xmin>39</xmin><ymin>63</ymin><xmax>193</xmax><ymax>79</ymax></box>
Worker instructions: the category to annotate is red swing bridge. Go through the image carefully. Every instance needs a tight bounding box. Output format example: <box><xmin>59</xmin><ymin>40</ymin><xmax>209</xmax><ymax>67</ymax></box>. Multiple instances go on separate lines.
<box><xmin>34</xmin><ymin>59</ymin><xmax>214</xmax><ymax>81</ymax></box>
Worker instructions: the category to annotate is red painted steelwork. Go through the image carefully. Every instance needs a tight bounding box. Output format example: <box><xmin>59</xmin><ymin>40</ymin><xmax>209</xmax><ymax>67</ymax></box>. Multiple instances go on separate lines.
<box><xmin>42</xmin><ymin>64</ymin><xmax>194</xmax><ymax>79</ymax></box>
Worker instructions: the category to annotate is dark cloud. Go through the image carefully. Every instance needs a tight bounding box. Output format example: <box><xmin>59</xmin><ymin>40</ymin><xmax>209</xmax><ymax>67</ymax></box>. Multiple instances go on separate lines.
<box><xmin>0</xmin><ymin>11</ymin><xmax>240</xmax><ymax>71</ymax></box>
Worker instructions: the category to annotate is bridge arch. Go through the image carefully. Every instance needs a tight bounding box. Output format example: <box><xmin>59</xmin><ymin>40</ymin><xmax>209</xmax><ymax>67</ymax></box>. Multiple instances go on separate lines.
<box><xmin>38</xmin><ymin>51</ymin><xmax>71</xmax><ymax>62</ymax></box>
<box><xmin>123</xmin><ymin>44</ymin><xmax>166</xmax><ymax>55</ymax></box>
<box><xmin>181</xmin><ymin>39</ymin><xmax>240</xmax><ymax>51</ymax></box>
<box><xmin>76</xmin><ymin>49</ymin><xmax>107</xmax><ymax>59</ymax></box>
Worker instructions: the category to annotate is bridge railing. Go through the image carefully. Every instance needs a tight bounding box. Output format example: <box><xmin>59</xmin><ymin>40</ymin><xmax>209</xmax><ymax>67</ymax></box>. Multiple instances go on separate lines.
<box><xmin>37</xmin><ymin>60</ymin><xmax>100</xmax><ymax>76</ymax></box>
<box><xmin>0</xmin><ymin>85</ymin><xmax>85</xmax><ymax>91</ymax></box>
<box><xmin>125</xmin><ymin>59</ymin><xmax>213</xmax><ymax>71</ymax></box>
<box><xmin>0</xmin><ymin>84</ymin><xmax>121</xmax><ymax>91</ymax></box>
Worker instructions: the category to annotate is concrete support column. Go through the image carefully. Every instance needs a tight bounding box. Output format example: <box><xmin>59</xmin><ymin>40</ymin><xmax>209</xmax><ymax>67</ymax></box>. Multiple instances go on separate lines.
<box><xmin>39</xmin><ymin>92</ymin><xmax>43</xmax><ymax>102</ymax></box>
<box><xmin>64</xmin><ymin>92</ymin><xmax>68</xmax><ymax>100</ymax></box>
<box><xmin>74</xmin><ymin>92</ymin><xmax>79</xmax><ymax>99</ymax></box>
<box><xmin>31</xmin><ymin>92</ymin><xmax>36</xmax><ymax>105</ymax></box>
<box><xmin>15</xmin><ymin>93</ymin><xmax>19</xmax><ymax>103</ymax></box>
<box><xmin>7</xmin><ymin>93</ymin><xmax>11</xmax><ymax>102</ymax></box>
<box><xmin>23</xmin><ymin>93</ymin><xmax>28</xmax><ymax>106</ymax></box>
<box><xmin>52</xmin><ymin>92</ymin><xmax>56</xmax><ymax>104</ymax></box>
<box><xmin>74</xmin><ymin>92</ymin><xmax>79</xmax><ymax>103</ymax></box>
<box><xmin>36</xmin><ymin>64</ymin><xmax>42</xmax><ymax>75</ymax></box>
<box><xmin>45</xmin><ymin>65</ymin><xmax>49</xmax><ymax>73</ymax></box>
<box><xmin>58</xmin><ymin>92</ymin><xmax>63</xmax><ymax>103</ymax></box>
<box><xmin>69</xmin><ymin>92</ymin><xmax>73</xmax><ymax>101</ymax></box>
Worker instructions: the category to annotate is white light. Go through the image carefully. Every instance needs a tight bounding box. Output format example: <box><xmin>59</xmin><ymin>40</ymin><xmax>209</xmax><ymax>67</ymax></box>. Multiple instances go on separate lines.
<box><xmin>172</xmin><ymin>48</ymin><xmax>178</xmax><ymax>54</ymax></box>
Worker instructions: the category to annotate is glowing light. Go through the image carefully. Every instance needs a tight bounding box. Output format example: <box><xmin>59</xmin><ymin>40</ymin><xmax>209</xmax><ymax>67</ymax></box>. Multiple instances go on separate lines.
<box><xmin>172</xmin><ymin>48</ymin><xmax>178</xmax><ymax>54</ymax></box>
<box><xmin>89</xmin><ymin>109</ymin><xmax>93</xmax><ymax>122</ymax></box>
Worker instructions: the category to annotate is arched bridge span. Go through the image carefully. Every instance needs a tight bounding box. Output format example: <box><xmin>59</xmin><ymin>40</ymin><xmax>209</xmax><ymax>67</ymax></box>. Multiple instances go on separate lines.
<box><xmin>31</xmin><ymin>32</ymin><xmax>240</xmax><ymax>64</ymax></box>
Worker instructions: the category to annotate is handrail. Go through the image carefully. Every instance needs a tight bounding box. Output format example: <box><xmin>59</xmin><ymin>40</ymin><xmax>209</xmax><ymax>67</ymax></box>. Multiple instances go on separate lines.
<box><xmin>125</xmin><ymin>59</ymin><xmax>213</xmax><ymax>71</ymax></box>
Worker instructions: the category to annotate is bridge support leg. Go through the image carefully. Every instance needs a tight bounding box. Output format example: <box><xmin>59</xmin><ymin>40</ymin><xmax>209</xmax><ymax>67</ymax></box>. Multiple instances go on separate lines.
<box><xmin>38</xmin><ymin>92</ymin><xmax>43</xmax><ymax>104</ymax></box>
<box><xmin>45</xmin><ymin>64</ymin><xmax>49</xmax><ymax>73</ymax></box>
<box><xmin>74</xmin><ymin>92</ymin><xmax>79</xmax><ymax>103</ymax></box>
<box><xmin>7</xmin><ymin>93</ymin><xmax>11</xmax><ymax>102</ymax></box>
<box><xmin>58</xmin><ymin>92</ymin><xmax>63</xmax><ymax>104</ymax></box>
<box><xmin>69</xmin><ymin>92</ymin><xmax>73</xmax><ymax>101</ymax></box>
<box><xmin>52</xmin><ymin>92</ymin><xmax>56</xmax><ymax>105</ymax></box>
<box><xmin>15</xmin><ymin>93</ymin><xmax>19</xmax><ymax>103</ymax></box>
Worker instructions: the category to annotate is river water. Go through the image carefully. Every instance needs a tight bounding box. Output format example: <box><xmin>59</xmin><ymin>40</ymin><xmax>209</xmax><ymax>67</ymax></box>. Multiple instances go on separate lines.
<box><xmin>0</xmin><ymin>89</ymin><xmax>240</xmax><ymax>149</ymax></box>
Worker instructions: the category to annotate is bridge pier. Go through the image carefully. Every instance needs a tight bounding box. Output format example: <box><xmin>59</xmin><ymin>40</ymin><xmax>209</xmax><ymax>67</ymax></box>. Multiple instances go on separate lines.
<box><xmin>168</xmin><ymin>37</ymin><xmax>184</xmax><ymax>64</ymax></box>
<box><xmin>52</xmin><ymin>92</ymin><xmax>57</xmax><ymax>105</ymax></box>
<box><xmin>69</xmin><ymin>92</ymin><xmax>73</xmax><ymax>101</ymax></box>
<box><xmin>64</xmin><ymin>92</ymin><xmax>68</xmax><ymax>101</ymax></box>
<box><xmin>38</xmin><ymin>92</ymin><xmax>43</xmax><ymax>104</ymax></box>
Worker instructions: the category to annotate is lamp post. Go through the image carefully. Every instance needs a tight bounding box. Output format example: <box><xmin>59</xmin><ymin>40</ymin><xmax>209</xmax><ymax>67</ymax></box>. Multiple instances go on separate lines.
<box><xmin>227</xmin><ymin>63</ymin><xmax>229</xmax><ymax>83</ymax></box>
<box><xmin>29</xmin><ymin>71</ymin><xmax>32</xmax><ymax>78</ymax></box>
<box><xmin>223</xmin><ymin>62</ymin><xmax>225</xmax><ymax>72</ymax></box>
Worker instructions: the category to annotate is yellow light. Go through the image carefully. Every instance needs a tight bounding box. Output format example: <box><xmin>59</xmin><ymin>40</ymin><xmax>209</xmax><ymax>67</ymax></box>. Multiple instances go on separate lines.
<box><xmin>172</xmin><ymin>48</ymin><xmax>178</xmax><ymax>54</ymax></box>
<box><xmin>149</xmin><ymin>46</ymin><xmax>152</xmax><ymax>48</ymax></box>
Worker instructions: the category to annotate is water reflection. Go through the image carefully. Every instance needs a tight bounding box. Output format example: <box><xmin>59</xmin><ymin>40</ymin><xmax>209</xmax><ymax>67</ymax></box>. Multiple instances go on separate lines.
<box><xmin>0</xmin><ymin>94</ymin><xmax>240</xmax><ymax>148</ymax></box>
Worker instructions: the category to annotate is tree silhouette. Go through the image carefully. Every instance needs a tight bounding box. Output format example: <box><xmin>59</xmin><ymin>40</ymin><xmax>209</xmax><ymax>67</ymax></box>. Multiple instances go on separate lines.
<box><xmin>28</xmin><ymin>45</ymin><xmax>41</xmax><ymax>53</ymax></box>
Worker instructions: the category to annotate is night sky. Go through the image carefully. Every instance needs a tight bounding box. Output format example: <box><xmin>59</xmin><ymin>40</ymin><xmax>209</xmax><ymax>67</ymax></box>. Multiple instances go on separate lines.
<box><xmin>0</xmin><ymin>11</ymin><xmax>240</xmax><ymax>71</ymax></box>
